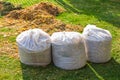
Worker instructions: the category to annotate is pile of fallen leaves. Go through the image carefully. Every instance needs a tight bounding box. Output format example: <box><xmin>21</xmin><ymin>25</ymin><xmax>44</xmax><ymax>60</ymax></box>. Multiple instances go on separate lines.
<box><xmin>5</xmin><ymin>2</ymin><xmax>83</xmax><ymax>34</ymax></box>
<box><xmin>0</xmin><ymin>1</ymin><xmax>22</xmax><ymax>16</ymax></box>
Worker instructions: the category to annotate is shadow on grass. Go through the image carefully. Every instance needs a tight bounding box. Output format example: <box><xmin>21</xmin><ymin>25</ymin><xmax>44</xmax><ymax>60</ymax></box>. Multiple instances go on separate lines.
<box><xmin>55</xmin><ymin>0</ymin><xmax>120</xmax><ymax>27</ymax></box>
<box><xmin>20</xmin><ymin>59</ymin><xmax>120</xmax><ymax>80</ymax></box>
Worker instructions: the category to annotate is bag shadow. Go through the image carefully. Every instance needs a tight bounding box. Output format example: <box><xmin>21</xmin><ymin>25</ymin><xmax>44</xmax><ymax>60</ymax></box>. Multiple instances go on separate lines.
<box><xmin>20</xmin><ymin>58</ymin><xmax>120</xmax><ymax>80</ymax></box>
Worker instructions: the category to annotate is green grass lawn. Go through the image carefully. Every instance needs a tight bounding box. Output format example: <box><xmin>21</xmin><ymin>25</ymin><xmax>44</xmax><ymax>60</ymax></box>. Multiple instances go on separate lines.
<box><xmin>0</xmin><ymin>0</ymin><xmax>120</xmax><ymax>80</ymax></box>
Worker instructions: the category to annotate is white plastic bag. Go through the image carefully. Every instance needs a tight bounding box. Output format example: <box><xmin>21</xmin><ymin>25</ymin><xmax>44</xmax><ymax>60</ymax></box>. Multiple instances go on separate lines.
<box><xmin>82</xmin><ymin>24</ymin><xmax>112</xmax><ymax>63</ymax></box>
<box><xmin>51</xmin><ymin>32</ymin><xmax>86</xmax><ymax>70</ymax></box>
<box><xmin>16</xmin><ymin>29</ymin><xmax>51</xmax><ymax>66</ymax></box>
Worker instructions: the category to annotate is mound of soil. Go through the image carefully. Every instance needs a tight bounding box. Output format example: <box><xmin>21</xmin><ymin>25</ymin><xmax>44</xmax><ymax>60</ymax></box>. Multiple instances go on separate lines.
<box><xmin>0</xmin><ymin>1</ymin><xmax>22</xmax><ymax>16</ymax></box>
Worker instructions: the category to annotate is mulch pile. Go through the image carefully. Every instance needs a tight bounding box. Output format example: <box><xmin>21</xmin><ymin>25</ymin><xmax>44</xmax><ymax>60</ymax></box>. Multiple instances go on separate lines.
<box><xmin>4</xmin><ymin>2</ymin><xmax>83</xmax><ymax>35</ymax></box>
<box><xmin>0</xmin><ymin>1</ymin><xmax>22</xmax><ymax>16</ymax></box>
<box><xmin>6</xmin><ymin>2</ymin><xmax>63</xmax><ymax>20</ymax></box>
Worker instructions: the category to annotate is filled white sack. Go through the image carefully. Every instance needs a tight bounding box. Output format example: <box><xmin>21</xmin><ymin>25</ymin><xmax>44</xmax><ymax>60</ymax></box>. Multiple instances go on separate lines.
<box><xmin>51</xmin><ymin>32</ymin><xmax>86</xmax><ymax>70</ymax></box>
<box><xmin>16</xmin><ymin>29</ymin><xmax>51</xmax><ymax>66</ymax></box>
<box><xmin>82</xmin><ymin>24</ymin><xmax>112</xmax><ymax>63</ymax></box>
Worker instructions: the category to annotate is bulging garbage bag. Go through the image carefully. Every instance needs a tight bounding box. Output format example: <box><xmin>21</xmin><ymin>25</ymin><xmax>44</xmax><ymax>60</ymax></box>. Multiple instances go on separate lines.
<box><xmin>51</xmin><ymin>32</ymin><xmax>86</xmax><ymax>70</ymax></box>
<box><xmin>82</xmin><ymin>24</ymin><xmax>112</xmax><ymax>63</ymax></box>
<box><xmin>16</xmin><ymin>29</ymin><xmax>51</xmax><ymax>66</ymax></box>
